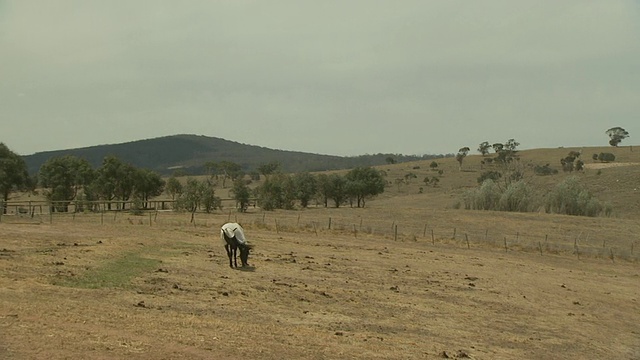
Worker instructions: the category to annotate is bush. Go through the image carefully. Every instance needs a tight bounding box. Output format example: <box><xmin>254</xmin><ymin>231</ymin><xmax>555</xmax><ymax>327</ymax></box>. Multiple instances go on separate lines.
<box><xmin>545</xmin><ymin>177</ymin><xmax>608</xmax><ymax>217</ymax></box>
<box><xmin>463</xmin><ymin>179</ymin><xmax>535</xmax><ymax>212</ymax></box>
<box><xmin>498</xmin><ymin>181</ymin><xmax>535</xmax><ymax>212</ymax></box>
<box><xmin>477</xmin><ymin>171</ymin><xmax>502</xmax><ymax>184</ymax></box>
<box><xmin>463</xmin><ymin>179</ymin><xmax>501</xmax><ymax>210</ymax></box>
<box><xmin>597</xmin><ymin>153</ymin><xmax>616</xmax><ymax>162</ymax></box>
<box><xmin>534</xmin><ymin>164</ymin><xmax>558</xmax><ymax>176</ymax></box>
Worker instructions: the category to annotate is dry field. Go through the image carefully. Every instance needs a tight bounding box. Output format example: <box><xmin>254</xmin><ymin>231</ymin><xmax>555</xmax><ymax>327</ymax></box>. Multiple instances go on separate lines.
<box><xmin>1</xmin><ymin>209</ymin><xmax>639</xmax><ymax>360</ymax></box>
<box><xmin>2</xmin><ymin>145</ymin><xmax>639</xmax><ymax>359</ymax></box>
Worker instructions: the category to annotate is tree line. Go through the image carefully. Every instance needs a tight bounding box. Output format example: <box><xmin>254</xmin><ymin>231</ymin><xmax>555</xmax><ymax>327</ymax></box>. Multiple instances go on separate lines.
<box><xmin>167</xmin><ymin>165</ymin><xmax>387</xmax><ymax>213</ymax></box>
<box><xmin>1</xmin><ymin>142</ymin><xmax>387</xmax><ymax>214</ymax></box>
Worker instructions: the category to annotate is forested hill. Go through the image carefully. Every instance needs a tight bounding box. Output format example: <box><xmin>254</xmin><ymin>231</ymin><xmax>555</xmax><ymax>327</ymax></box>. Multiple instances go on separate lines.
<box><xmin>22</xmin><ymin>134</ymin><xmax>445</xmax><ymax>175</ymax></box>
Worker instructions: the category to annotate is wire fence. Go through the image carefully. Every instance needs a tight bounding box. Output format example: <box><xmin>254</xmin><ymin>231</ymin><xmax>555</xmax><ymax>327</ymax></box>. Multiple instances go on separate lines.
<box><xmin>2</xmin><ymin>202</ymin><xmax>638</xmax><ymax>263</ymax></box>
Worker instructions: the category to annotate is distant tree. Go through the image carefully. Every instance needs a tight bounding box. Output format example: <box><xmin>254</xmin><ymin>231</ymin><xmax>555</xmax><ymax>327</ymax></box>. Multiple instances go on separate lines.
<box><xmin>315</xmin><ymin>174</ymin><xmax>331</xmax><ymax>207</ymax></box>
<box><xmin>385</xmin><ymin>156</ymin><xmax>396</xmax><ymax>165</ymax></box>
<box><xmin>175</xmin><ymin>179</ymin><xmax>220</xmax><ymax>215</ymax></box>
<box><xmin>132</xmin><ymin>168</ymin><xmax>165</xmax><ymax>208</ymax></box>
<box><xmin>606</xmin><ymin>127</ymin><xmax>629</xmax><ymax>147</ymax></box>
<box><xmin>39</xmin><ymin>155</ymin><xmax>94</xmax><ymax>212</ymax></box>
<box><xmin>344</xmin><ymin>167</ymin><xmax>385</xmax><ymax>208</ymax></box>
<box><xmin>0</xmin><ymin>143</ymin><xmax>30</xmax><ymax>213</ymax></box>
<box><xmin>175</xmin><ymin>179</ymin><xmax>202</xmax><ymax>214</ymax></box>
<box><xmin>293</xmin><ymin>172</ymin><xmax>317</xmax><ymax>208</ymax></box>
<box><xmin>477</xmin><ymin>141</ymin><xmax>491</xmax><ymax>156</ymax></box>
<box><xmin>218</xmin><ymin>161</ymin><xmax>243</xmax><ymax>188</ymax></box>
<box><xmin>257</xmin><ymin>161</ymin><xmax>281</xmax><ymax>180</ymax></box>
<box><xmin>93</xmin><ymin>156</ymin><xmax>136</xmax><ymax>210</ymax></box>
<box><xmin>504</xmin><ymin>138</ymin><xmax>520</xmax><ymax>151</ymax></box>
<box><xmin>560</xmin><ymin>151</ymin><xmax>582</xmax><ymax>173</ymax></box>
<box><xmin>429</xmin><ymin>161</ymin><xmax>438</xmax><ymax>170</ymax></box>
<box><xmin>165</xmin><ymin>176</ymin><xmax>183</xmax><ymax>200</ymax></box>
<box><xmin>328</xmin><ymin>174</ymin><xmax>348</xmax><ymax>208</ymax></box>
<box><xmin>493</xmin><ymin>139</ymin><xmax>520</xmax><ymax>166</ymax></box>
<box><xmin>456</xmin><ymin>147</ymin><xmax>470</xmax><ymax>170</ymax></box>
<box><xmin>255</xmin><ymin>173</ymin><xmax>296</xmax><ymax>210</ymax></box>
<box><xmin>230</xmin><ymin>178</ymin><xmax>251</xmax><ymax>212</ymax></box>
<box><xmin>204</xmin><ymin>161</ymin><xmax>219</xmax><ymax>180</ymax></box>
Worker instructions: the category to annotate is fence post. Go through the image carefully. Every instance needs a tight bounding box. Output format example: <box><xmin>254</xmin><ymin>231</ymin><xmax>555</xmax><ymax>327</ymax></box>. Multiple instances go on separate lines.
<box><xmin>431</xmin><ymin>229</ymin><xmax>435</xmax><ymax>245</ymax></box>
<box><xmin>275</xmin><ymin>219</ymin><xmax>279</xmax><ymax>234</ymax></box>
<box><xmin>423</xmin><ymin>224</ymin><xmax>427</xmax><ymax>237</ymax></box>
<box><xmin>394</xmin><ymin>225</ymin><xmax>398</xmax><ymax>241</ymax></box>
<box><xmin>465</xmin><ymin>234</ymin><xmax>470</xmax><ymax>249</ymax></box>
<box><xmin>538</xmin><ymin>241</ymin><xmax>543</xmax><ymax>256</ymax></box>
<box><xmin>503</xmin><ymin>237</ymin><xmax>508</xmax><ymax>252</ymax></box>
<box><xmin>452</xmin><ymin>228</ymin><xmax>456</xmax><ymax>240</ymax></box>
<box><xmin>328</xmin><ymin>217</ymin><xmax>332</xmax><ymax>230</ymax></box>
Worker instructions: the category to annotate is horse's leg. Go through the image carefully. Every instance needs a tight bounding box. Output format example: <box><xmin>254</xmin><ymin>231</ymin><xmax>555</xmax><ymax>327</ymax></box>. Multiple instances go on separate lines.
<box><xmin>225</xmin><ymin>244</ymin><xmax>233</xmax><ymax>268</ymax></box>
<box><xmin>233</xmin><ymin>245</ymin><xmax>238</xmax><ymax>268</ymax></box>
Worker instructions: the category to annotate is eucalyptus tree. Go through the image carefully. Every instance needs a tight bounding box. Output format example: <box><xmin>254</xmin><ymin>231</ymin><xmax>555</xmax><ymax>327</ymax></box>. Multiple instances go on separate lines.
<box><xmin>606</xmin><ymin>127</ymin><xmax>629</xmax><ymax>147</ymax></box>
<box><xmin>293</xmin><ymin>172</ymin><xmax>317</xmax><ymax>208</ymax></box>
<box><xmin>93</xmin><ymin>156</ymin><xmax>136</xmax><ymax>209</ymax></box>
<box><xmin>231</xmin><ymin>178</ymin><xmax>251</xmax><ymax>212</ymax></box>
<box><xmin>38</xmin><ymin>155</ymin><xmax>94</xmax><ymax>212</ymax></box>
<box><xmin>257</xmin><ymin>161</ymin><xmax>281</xmax><ymax>180</ymax></box>
<box><xmin>165</xmin><ymin>176</ymin><xmax>183</xmax><ymax>200</ymax></box>
<box><xmin>327</xmin><ymin>174</ymin><xmax>348</xmax><ymax>208</ymax></box>
<box><xmin>255</xmin><ymin>173</ymin><xmax>296</xmax><ymax>210</ymax></box>
<box><xmin>344</xmin><ymin>167</ymin><xmax>385</xmax><ymax>208</ymax></box>
<box><xmin>0</xmin><ymin>143</ymin><xmax>29</xmax><ymax>213</ymax></box>
<box><xmin>133</xmin><ymin>168</ymin><xmax>165</xmax><ymax>208</ymax></box>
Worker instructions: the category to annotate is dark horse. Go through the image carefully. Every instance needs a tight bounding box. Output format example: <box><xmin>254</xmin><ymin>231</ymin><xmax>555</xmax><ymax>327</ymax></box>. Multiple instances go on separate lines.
<box><xmin>221</xmin><ymin>223</ymin><xmax>252</xmax><ymax>268</ymax></box>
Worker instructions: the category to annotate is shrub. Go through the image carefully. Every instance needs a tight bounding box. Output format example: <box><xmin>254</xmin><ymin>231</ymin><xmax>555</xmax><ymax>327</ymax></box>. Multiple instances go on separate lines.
<box><xmin>477</xmin><ymin>171</ymin><xmax>502</xmax><ymax>184</ymax></box>
<box><xmin>534</xmin><ymin>164</ymin><xmax>558</xmax><ymax>176</ymax></box>
<box><xmin>463</xmin><ymin>179</ymin><xmax>501</xmax><ymax>210</ymax></box>
<box><xmin>498</xmin><ymin>181</ymin><xmax>534</xmax><ymax>212</ymax></box>
<box><xmin>464</xmin><ymin>179</ymin><xmax>535</xmax><ymax>212</ymax></box>
<box><xmin>597</xmin><ymin>152</ymin><xmax>616</xmax><ymax>162</ymax></box>
<box><xmin>545</xmin><ymin>177</ymin><xmax>608</xmax><ymax>217</ymax></box>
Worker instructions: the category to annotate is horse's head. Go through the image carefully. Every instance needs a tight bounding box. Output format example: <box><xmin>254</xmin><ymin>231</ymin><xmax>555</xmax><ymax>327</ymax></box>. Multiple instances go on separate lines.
<box><xmin>239</xmin><ymin>244</ymin><xmax>253</xmax><ymax>266</ymax></box>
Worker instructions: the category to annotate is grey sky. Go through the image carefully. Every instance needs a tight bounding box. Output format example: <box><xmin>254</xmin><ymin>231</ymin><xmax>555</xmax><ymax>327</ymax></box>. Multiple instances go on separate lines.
<box><xmin>2</xmin><ymin>1</ymin><xmax>639</xmax><ymax>156</ymax></box>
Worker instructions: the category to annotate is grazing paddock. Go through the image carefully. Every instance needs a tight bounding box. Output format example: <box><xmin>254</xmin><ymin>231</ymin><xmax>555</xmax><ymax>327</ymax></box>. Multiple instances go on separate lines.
<box><xmin>0</xmin><ymin>211</ymin><xmax>639</xmax><ymax>359</ymax></box>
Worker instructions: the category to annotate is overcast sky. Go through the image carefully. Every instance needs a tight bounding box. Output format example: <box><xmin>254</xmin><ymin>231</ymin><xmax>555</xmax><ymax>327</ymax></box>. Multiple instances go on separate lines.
<box><xmin>2</xmin><ymin>1</ymin><xmax>639</xmax><ymax>157</ymax></box>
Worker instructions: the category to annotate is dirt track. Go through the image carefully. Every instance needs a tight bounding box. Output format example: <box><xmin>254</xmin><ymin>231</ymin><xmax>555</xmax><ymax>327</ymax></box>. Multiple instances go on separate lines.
<box><xmin>1</xmin><ymin>217</ymin><xmax>639</xmax><ymax>359</ymax></box>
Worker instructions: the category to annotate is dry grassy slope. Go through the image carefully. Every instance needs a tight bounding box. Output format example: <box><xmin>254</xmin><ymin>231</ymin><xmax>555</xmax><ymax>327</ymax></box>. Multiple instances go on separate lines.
<box><xmin>358</xmin><ymin>145</ymin><xmax>640</xmax><ymax>219</ymax></box>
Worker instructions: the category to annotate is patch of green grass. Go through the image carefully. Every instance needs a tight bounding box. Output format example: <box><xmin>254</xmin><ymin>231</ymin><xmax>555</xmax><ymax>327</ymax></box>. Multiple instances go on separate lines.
<box><xmin>58</xmin><ymin>252</ymin><xmax>161</xmax><ymax>289</ymax></box>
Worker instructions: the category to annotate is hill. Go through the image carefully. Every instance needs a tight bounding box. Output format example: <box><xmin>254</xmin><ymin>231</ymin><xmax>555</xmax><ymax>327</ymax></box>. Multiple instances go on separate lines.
<box><xmin>21</xmin><ymin>134</ymin><xmax>444</xmax><ymax>175</ymax></box>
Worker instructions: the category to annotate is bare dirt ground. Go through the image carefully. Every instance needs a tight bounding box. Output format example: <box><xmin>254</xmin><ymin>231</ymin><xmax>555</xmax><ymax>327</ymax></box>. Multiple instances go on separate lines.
<box><xmin>1</xmin><ymin>212</ymin><xmax>639</xmax><ymax>360</ymax></box>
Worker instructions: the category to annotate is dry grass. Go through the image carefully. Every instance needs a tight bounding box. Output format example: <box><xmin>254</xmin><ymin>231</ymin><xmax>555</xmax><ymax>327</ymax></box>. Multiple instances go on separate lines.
<box><xmin>1</xmin><ymin>210</ymin><xmax>639</xmax><ymax>359</ymax></box>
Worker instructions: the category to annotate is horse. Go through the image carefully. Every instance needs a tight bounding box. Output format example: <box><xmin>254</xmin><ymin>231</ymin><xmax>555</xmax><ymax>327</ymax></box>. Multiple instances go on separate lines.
<box><xmin>220</xmin><ymin>222</ymin><xmax>253</xmax><ymax>268</ymax></box>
